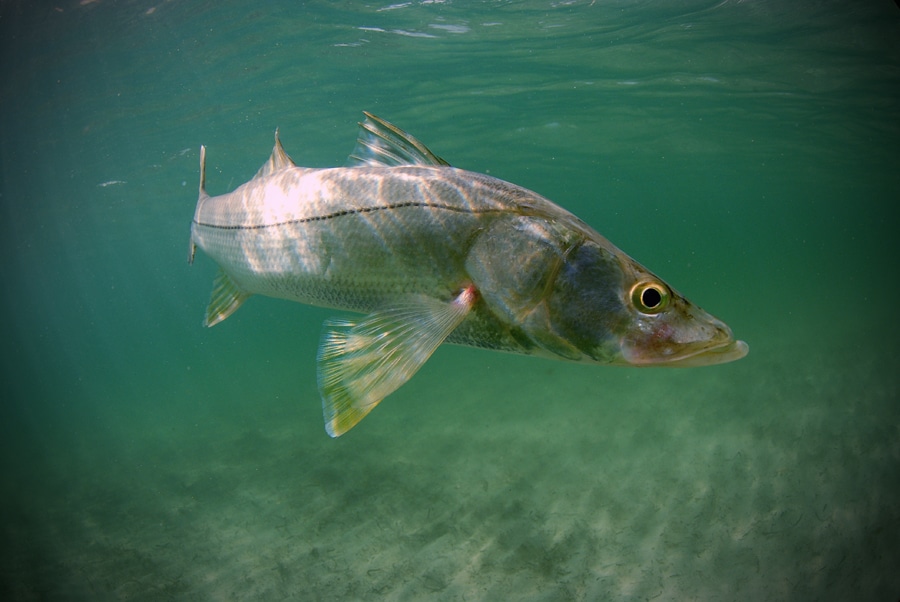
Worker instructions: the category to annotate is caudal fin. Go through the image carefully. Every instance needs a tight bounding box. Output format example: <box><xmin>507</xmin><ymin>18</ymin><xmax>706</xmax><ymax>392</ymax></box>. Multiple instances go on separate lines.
<box><xmin>188</xmin><ymin>145</ymin><xmax>208</xmax><ymax>265</ymax></box>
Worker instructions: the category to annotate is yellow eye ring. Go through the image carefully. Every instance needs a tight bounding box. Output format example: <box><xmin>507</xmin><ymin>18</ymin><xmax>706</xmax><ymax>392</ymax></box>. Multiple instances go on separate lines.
<box><xmin>630</xmin><ymin>281</ymin><xmax>670</xmax><ymax>314</ymax></box>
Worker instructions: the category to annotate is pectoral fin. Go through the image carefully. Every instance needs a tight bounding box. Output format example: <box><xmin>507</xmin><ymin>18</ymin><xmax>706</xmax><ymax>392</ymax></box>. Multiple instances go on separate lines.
<box><xmin>317</xmin><ymin>287</ymin><xmax>477</xmax><ymax>437</ymax></box>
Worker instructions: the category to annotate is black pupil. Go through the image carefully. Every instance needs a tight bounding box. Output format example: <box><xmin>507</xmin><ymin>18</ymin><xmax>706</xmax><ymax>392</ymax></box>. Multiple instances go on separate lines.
<box><xmin>641</xmin><ymin>287</ymin><xmax>662</xmax><ymax>308</ymax></box>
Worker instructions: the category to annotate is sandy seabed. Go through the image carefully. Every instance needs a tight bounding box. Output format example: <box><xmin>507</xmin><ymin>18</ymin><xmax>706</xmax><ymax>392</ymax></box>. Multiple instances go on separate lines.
<box><xmin>2</xmin><ymin>332</ymin><xmax>898</xmax><ymax>601</ymax></box>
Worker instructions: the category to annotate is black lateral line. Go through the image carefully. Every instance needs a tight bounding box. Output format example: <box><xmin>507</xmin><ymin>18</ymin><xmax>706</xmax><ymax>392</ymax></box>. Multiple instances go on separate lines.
<box><xmin>193</xmin><ymin>201</ymin><xmax>500</xmax><ymax>231</ymax></box>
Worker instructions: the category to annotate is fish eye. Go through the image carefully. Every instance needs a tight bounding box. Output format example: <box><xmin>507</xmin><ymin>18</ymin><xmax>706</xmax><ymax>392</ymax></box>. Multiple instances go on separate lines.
<box><xmin>631</xmin><ymin>281</ymin><xmax>670</xmax><ymax>314</ymax></box>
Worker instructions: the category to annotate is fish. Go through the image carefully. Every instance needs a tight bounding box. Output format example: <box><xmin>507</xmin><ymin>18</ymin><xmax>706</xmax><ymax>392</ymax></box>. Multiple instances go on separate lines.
<box><xmin>189</xmin><ymin>112</ymin><xmax>748</xmax><ymax>437</ymax></box>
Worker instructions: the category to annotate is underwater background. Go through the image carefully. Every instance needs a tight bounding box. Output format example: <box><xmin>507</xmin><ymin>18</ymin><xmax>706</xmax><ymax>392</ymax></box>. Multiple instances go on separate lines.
<box><xmin>1</xmin><ymin>0</ymin><xmax>898</xmax><ymax>600</ymax></box>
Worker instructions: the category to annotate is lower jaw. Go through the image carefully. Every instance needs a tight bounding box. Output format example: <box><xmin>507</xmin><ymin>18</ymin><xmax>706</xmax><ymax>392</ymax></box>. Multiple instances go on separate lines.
<box><xmin>623</xmin><ymin>339</ymin><xmax>749</xmax><ymax>367</ymax></box>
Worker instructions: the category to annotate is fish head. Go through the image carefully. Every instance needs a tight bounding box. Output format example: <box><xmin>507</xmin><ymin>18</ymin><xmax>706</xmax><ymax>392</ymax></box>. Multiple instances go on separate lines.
<box><xmin>545</xmin><ymin>237</ymin><xmax>748</xmax><ymax>367</ymax></box>
<box><xmin>467</xmin><ymin>215</ymin><xmax>747</xmax><ymax>367</ymax></box>
<box><xmin>612</xmin><ymin>259</ymin><xmax>748</xmax><ymax>366</ymax></box>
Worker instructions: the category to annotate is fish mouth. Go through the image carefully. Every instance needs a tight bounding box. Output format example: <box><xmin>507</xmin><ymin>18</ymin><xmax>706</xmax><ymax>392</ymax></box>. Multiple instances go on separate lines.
<box><xmin>655</xmin><ymin>338</ymin><xmax>749</xmax><ymax>367</ymax></box>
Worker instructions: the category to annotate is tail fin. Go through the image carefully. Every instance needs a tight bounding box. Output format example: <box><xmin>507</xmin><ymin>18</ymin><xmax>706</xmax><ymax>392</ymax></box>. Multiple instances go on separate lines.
<box><xmin>189</xmin><ymin>145</ymin><xmax>208</xmax><ymax>265</ymax></box>
<box><xmin>198</xmin><ymin>145</ymin><xmax>208</xmax><ymax>197</ymax></box>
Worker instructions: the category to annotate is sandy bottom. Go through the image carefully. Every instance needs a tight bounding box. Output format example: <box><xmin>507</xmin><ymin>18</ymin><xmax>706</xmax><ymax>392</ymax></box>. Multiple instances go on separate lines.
<box><xmin>2</xmin><ymin>330</ymin><xmax>898</xmax><ymax>601</ymax></box>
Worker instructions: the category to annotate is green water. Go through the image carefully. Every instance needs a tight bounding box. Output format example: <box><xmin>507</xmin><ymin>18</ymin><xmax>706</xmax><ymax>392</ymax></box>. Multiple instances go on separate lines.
<box><xmin>1</xmin><ymin>1</ymin><xmax>898</xmax><ymax>599</ymax></box>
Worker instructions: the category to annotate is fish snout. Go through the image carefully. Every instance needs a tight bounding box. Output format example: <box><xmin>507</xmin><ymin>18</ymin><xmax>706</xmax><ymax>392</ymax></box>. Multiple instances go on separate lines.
<box><xmin>621</xmin><ymin>304</ymin><xmax>748</xmax><ymax>367</ymax></box>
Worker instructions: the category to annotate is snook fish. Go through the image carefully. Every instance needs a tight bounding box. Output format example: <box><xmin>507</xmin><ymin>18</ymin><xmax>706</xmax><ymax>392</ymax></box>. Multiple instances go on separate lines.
<box><xmin>190</xmin><ymin>113</ymin><xmax>748</xmax><ymax>437</ymax></box>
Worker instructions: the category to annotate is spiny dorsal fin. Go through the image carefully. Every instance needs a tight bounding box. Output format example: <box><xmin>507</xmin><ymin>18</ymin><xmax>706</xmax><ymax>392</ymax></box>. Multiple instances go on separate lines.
<box><xmin>348</xmin><ymin>112</ymin><xmax>450</xmax><ymax>167</ymax></box>
<box><xmin>255</xmin><ymin>129</ymin><xmax>296</xmax><ymax>178</ymax></box>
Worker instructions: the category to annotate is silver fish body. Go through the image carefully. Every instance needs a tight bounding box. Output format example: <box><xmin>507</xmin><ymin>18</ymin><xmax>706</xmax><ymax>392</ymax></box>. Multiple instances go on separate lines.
<box><xmin>190</xmin><ymin>113</ymin><xmax>748</xmax><ymax>436</ymax></box>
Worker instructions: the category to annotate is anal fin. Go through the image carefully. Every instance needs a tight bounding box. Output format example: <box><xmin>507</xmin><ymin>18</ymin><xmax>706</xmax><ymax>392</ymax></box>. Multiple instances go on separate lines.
<box><xmin>204</xmin><ymin>269</ymin><xmax>251</xmax><ymax>327</ymax></box>
<box><xmin>317</xmin><ymin>286</ymin><xmax>477</xmax><ymax>437</ymax></box>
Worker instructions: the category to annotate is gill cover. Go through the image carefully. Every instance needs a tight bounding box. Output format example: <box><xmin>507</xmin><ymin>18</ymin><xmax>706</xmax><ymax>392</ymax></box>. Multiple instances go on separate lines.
<box><xmin>466</xmin><ymin>216</ymin><xmax>627</xmax><ymax>362</ymax></box>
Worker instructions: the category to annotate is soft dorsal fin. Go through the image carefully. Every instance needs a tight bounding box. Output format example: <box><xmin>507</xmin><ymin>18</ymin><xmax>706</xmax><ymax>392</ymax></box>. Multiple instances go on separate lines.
<box><xmin>348</xmin><ymin>112</ymin><xmax>450</xmax><ymax>167</ymax></box>
<box><xmin>255</xmin><ymin>129</ymin><xmax>296</xmax><ymax>178</ymax></box>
